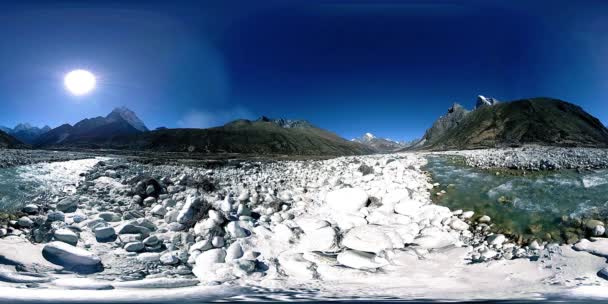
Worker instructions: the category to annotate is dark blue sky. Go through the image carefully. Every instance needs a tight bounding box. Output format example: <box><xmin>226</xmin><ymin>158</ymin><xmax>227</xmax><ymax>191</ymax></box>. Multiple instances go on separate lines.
<box><xmin>0</xmin><ymin>0</ymin><xmax>607</xmax><ymax>141</ymax></box>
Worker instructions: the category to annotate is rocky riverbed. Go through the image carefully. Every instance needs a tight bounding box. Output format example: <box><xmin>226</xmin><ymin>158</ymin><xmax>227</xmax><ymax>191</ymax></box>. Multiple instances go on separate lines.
<box><xmin>2</xmin><ymin>151</ymin><xmax>608</xmax><ymax>301</ymax></box>
<box><xmin>432</xmin><ymin>146</ymin><xmax>608</xmax><ymax>171</ymax></box>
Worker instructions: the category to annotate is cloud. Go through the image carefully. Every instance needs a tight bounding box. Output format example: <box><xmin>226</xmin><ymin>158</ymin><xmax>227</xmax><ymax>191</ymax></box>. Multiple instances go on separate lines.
<box><xmin>176</xmin><ymin>106</ymin><xmax>254</xmax><ymax>129</ymax></box>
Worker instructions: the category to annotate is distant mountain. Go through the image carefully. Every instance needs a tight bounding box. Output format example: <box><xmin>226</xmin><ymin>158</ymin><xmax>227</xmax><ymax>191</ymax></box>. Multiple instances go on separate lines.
<box><xmin>0</xmin><ymin>130</ymin><xmax>24</xmax><ymax>148</ymax></box>
<box><xmin>0</xmin><ymin>123</ymin><xmax>51</xmax><ymax>144</ymax></box>
<box><xmin>106</xmin><ymin>107</ymin><xmax>148</xmax><ymax>132</ymax></box>
<box><xmin>417</xmin><ymin>97</ymin><xmax>608</xmax><ymax>150</ymax></box>
<box><xmin>103</xmin><ymin>117</ymin><xmax>373</xmax><ymax>156</ymax></box>
<box><xmin>352</xmin><ymin>133</ymin><xmax>409</xmax><ymax>152</ymax></box>
<box><xmin>36</xmin><ymin>107</ymin><xmax>148</xmax><ymax>147</ymax></box>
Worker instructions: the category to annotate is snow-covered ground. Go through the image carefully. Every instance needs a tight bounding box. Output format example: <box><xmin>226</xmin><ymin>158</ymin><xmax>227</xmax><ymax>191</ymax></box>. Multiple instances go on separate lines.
<box><xmin>2</xmin><ymin>152</ymin><xmax>608</xmax><ymax>302</ymax></box>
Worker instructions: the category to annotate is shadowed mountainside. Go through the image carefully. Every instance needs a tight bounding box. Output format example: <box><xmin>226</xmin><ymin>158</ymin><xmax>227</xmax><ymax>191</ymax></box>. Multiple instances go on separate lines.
<box><xmin>419</xmin><ymin>97</ymin><xmax>608</xmax><ymax>150</ymax></box>
<box><xmin>102</xmin><ymin>118</ymin><xmax>374</xmax><ymax>156</ymax></box>
<box><xmin>0</xmin><ymin>130</ymin><xmax>24</xmax><ymax>148</ymax></box>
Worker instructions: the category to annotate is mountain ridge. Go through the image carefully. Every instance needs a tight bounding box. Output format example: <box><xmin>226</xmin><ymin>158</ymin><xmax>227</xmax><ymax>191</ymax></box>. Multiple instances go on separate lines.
<box><xmin>416</xmin><ymin>97</ymin><xmax>608</xmax><ymax>150</ymax></box>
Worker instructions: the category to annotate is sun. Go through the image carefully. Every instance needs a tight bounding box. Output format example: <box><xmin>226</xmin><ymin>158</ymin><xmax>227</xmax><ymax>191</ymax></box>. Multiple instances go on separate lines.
<box><xmin>64</xmin><ymin>69</ymin><xmax>96</xmax><ymax>95</ymax></box>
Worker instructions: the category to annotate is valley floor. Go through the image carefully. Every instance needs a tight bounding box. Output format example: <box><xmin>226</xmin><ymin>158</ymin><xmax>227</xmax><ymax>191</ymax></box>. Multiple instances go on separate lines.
<box><xmin>2</xmin><ymin>148</ymin><xmax>608</xmax><ymax>302</ymax></box>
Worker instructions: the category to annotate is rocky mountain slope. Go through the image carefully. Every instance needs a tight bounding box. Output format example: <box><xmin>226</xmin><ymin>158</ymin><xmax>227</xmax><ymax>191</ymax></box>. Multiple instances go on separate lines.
<box><xmin>0</xmin><ymin>130</ymin><xmax>24</xmax><ymax>148</ymax></box>
<box><xmin>106</xmin><ymin>117</ymin><xmax>373</xmax><ymax>156</ymax></box>
<box><xmin>419</xmin><ymin>97</ymin><xmax>608</xmax><ymax>150</ymax></box>
<box><xmin>352</xmin><ymin>133</ymin><xmax>409</xmax><ymax>152</ymax></box>
<box><xmin>36</xmin><ymin>107</ymin><xmax>148</xmax><ymax>147</ymax></box>
<box><xmin>0</xmin><ymin>123</ymin><xmax>51</xmax><ymax>144</ymax></box>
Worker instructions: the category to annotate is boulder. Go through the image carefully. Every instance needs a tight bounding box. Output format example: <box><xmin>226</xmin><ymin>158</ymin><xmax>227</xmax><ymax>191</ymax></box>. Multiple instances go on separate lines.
<box><xmin>325</xmin><ymin>188</ymin><xmax>369</xmax><ymax>213</ymax></box>
<box><xmin>300</xmin><ymin>226</ymin><xmax>339</xmax><ymax>252</ymax></box>
<box><xmin>341</xmin><ymin>225</ymin><xmax>393</xmax><ymax>253</ymax></box>
<box><xmin>337</xmin><ymin>250</ymin><xmax>388</xmax><ymax>270</ymax></box>
<box><xmin>42</xmin><ymin>241</ymin><xmax>102</xmax><ymax>273</ymax></box>
<box><xmin>177</xmin><ymin>195</ymin><xmax>209</xmax><ymax>225</ymax></box>
<box><xmin>94</xmin><ymin>226</ymin><xmax>116</xmax><ymax>240</ymax></box>
<box><xmin>54</xmin><ymin>228</ymin><xmax>78</xmax><ymax>245</ymax></box>
<box><xmin>57</xmin><ymin>197</ymin><xmax>78</xmax><ymax>213</ymax></box>
<box><xmin>225</xmin><ymin>242</ymin><xmax>244</xmax><ymax>262</ymax></box>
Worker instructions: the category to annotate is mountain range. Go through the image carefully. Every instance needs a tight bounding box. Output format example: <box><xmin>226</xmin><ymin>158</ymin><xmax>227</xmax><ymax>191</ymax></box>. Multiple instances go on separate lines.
<box><xmin>351</xmin><ymin>133</ymin><xmax>412</xmax><ymax>152</ymax></box>
<box><xmin>103</xmin><ymin>116</ymin><xmax>372</xmax><ymax>155</ymax></box>
<box><xmin>2</xmin><ymin>96</ymin><xmax>608</xmax><ymax>155</ymax></box>
<box><xmin>0</xmin><ymin>123</ymin><xmax>51</xmax><ymax>144</ymax></box>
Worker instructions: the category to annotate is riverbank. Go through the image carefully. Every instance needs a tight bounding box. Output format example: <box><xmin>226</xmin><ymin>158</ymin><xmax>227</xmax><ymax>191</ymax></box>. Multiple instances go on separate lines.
<box><xmin>0</xmin><ymin>149</ymin><xmax>96</xmax><ymax>168</ymax></box>
<box><xmin>431</xmin><ymin>146</ymin><xmax>608</xmax><ymax>171</ymax></box>
<box><xmin>1</xmin><ymin>151</ymin><xmax>608</xmax><ymax>301</ymax></box>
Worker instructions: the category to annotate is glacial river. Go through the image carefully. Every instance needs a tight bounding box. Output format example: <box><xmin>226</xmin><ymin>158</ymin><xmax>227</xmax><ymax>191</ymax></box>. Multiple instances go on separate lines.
<box><xmin>425</xmin><ymin>155</ymin><xmax>608</xmax><ymax>243</ymax></box>
<box><xmin>0</xmin><ymin>158</ymin><xmax>100</xmax><ymax>212</ymax></box>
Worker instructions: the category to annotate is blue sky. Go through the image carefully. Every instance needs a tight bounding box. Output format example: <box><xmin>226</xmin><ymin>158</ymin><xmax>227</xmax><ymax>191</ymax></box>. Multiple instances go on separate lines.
<box><xmin>0</xmin><ymin>0</ymin><xmax>607</xmax><ymax>141</ymax></box>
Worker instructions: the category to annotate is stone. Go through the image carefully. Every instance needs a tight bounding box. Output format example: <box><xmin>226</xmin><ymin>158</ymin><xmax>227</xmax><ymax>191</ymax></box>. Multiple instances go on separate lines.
<box><xmin>47</xmin><ymin>211</ymin><xmax>65</xmax><ymax>222</ymax></box>
<box><xmin>598</xmin><ymin>267</ymin><xmax>608</xmax><ymax>280</ymax></box>
<box><xmin>461</xmin><ymin>211</ymin><xmax>475</xmax><ymax>219</ymax></box>
<box><xmin>160</xmin><ymin>252</ymin><xmax>180</xmax><ymax>265</ymax></box>
<box><xmin>195</xmin><ymin>248</ymin><xmax>226</xmax><ymax>266</ymax></box>
<box><xmin>296</xmin><ymin>218</ymin><xmax>330</xmax><ymax>233</ymax></box>
<box><xmin>143</xmin><ymin>235</ymin><xmax>160</xmax><ymax>246</ymax></box>
<box><xmin>573</xmin><ymin>238</ymin><xmax>608</xmax><ymax>258</ymax></box>
<box><xmin>124</xmin><ymin>241</ymin><xmax>144</xmax><ymax>252</ymax></box>
<box><xmin>393</xmin><ymin>199</ymin><xmax>425</xmax><ymax>217</ymax></box>
<box><xmin>325</xmin><ymin>188</ymin><xmax>369</xmax><ymax>213</ymax></box>
<box><xmin>337</xmin><ymin>250</ymin><xmax>388</xmax><ymax>270</ymax></box>
<box><xmin>585</xmin><ymin>219</ymin><xmax>605</xmax><ymax>230</ymax></box>
<box><xmin>57</xmin><ymin>197</ymin><xmax>78</xmax><ymax>213</ymax></box>
<box><xmin>42</xmin><ymin>241</ymin><xmax>102</xmax><ymax>272</ymax></box>
<box><xmin>413</xmin><ymin>229</ymin><xmax>458</xmax><ymax>249</ymax></box>
<box><xmin>341</xmin><ymin>225</ymin><xmax>393</xmax><ymax>253</ymax></box>
<box><xmin>211</xmin><ymin>236</ymin><xmax>224</xmax><ymax>247</ymax></box>
<box><xmin>487</xmin><ymin>234</ymin><xmax>506</xmax><ymax>246</ymax></box>
<box><xmin>116</xmin><ymin>224</ymin><xmax>151</xmax><ymax>237</ymax></box>
<box><xmin>449</xmin><ymin>218</ymin><xmax>469</xmax><ymax>231</ymax></box>
<box><xmin>0</xmin><ymin>271</ymin><xmax>51</xmax><ymax>284</ymax></box>
<box><xmin>136</xmin><ymin>253</ymin><xmax>161</xmax><ymax>263</ymax></box>
<box><xmin>300</xmin><ymin>226</ymin><xmax>338</xmax><ymax>252</ymax></box>
<box><xmin>18</xmin><ymin>216</ymin><xmax>34</xmax><ymax>228</ymax></box>
<box><xmin>94</xmin><ymin>226</ymin><xmax>116</xmax><ymax>240</ymax></box>
<box><xmin>225</xmin><ymin>242</ymin><xmax>244</xmax><ymax>262</ymax></box>
<box><xmin>177</xmin><ymin>195</ymin><xmax>207</xmax><ymax>225</ymax></box>
<box><xmin>478</xmin><ymin>215</ymin><xmax>491</xmax><ymax>223</ymax></box>
<box><xmin>190</xmin><ymin>239</ymin><xmax>213</xmax><ymax>253</ymax></box>
<box><xmin>54</xmin><ymin>228</ymin><xmax>78</xmax><ymax>245</ymax></box>
<box><xmin>594</xmin><ymin>225</ymin><xmax>606</xmax><ymax>237</ymax></box>
<box><xmin>529</xmin><ymin>240</ymin><xmax>541</xmax><ymax>250</ymax></box>
<box><xmin>143</xmin><ymin>197</ymin><xmax>156</xmax><ymax>206</ymax></box>
<box><xmin>98</xmin><ymin>212</ymin><xmax>121</xmax><ymax>222</ymax></box>
<box><xmin>277</xmin><ymin>252</ymin><xmax>316</xmax><ymax>280</ymax></box>
<box><xmin>22</xmin><ymin>204</ymin><xmax>39</xmax><ymax>214</ymax></box>
<box><xmin>151</xmin><ymin>205</ymin><xmax>167</xmax><ymax>216</ymax></box>
<box><xmin>226</xmin><ymin>221</ymin><xmax>248</xmax><ymax>238</ymax></box>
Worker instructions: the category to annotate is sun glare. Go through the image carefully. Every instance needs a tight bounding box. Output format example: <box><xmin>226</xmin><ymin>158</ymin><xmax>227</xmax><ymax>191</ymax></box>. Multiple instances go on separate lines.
<box><xmin>64</xmin><ymin>69</ymin><xmax>96</xmax><ymax>95</ymax></box>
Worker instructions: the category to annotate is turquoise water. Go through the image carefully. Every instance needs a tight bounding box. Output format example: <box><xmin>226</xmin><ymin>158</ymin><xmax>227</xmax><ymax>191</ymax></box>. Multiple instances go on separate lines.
<box><xmin>0</xmin><ymin>158</ymin><xmax>99</xmax><ymax>212</ymax></box>
<box><xmin>425</xmin><ymin>156</ymin><xmax>608</xmax><ymax>243</ymax></box>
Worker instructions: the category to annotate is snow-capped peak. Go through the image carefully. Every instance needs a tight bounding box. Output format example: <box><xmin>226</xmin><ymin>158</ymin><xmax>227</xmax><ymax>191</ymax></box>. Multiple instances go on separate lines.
<box><xmin>364</xmin><ymin>132</ymin><xmax>375</xmax><ymax>139</ymax></box>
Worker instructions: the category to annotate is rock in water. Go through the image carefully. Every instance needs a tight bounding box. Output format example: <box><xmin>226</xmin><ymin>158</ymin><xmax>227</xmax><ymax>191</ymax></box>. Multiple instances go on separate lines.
<box><xmin>325</xmin><ymin>188</ymin><xmax>369</xmax><ymax>213</ymax></box>
<box><xmin>42</xmin><ymin>241</ymin><xmax>102</xmax><ymax>273</ymax></box>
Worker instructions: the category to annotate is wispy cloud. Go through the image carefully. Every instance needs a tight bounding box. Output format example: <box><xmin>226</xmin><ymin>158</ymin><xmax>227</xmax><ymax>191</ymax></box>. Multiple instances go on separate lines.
<box><xmin>176</xmin><ymin>106</ymin><xmax>254</xmax><ymax>129</ymax></box>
